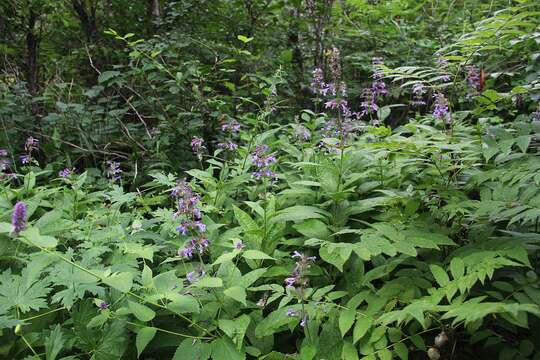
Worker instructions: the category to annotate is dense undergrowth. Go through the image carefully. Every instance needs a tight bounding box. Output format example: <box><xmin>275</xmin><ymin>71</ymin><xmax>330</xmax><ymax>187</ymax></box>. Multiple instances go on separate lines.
<box><xmin>2</xmin><ymin>0</ymin><xmax>540</xmax><ymax>359</ymax></box>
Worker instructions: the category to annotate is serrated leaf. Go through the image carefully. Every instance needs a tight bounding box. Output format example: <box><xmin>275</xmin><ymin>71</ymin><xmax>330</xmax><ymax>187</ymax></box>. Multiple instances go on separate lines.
<box><xmin>429</xmin><ymin>264</ymin><xmax>449</xmax><ymax>287</ymax></box>
<box><xmin>450</xmin><ymin>258</ymin><xmax>465</xmax><ymax>279</ymax></box>
<box><xmin>212</xmin><ymin>338</ymin><xmax>245</xmax><ymax>360</ymax></box>
<box><xmin>103</xmin><ymin>272</ymin><xmax>133</xmax><ymax>293</ymax></box>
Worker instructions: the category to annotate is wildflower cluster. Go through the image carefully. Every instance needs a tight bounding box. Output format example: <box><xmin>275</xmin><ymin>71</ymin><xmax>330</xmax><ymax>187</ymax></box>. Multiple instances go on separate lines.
<box><xmin>465</xmin><ymin>65</ymin><xmax>482</xmax><ymax>97</ymax></box>
<box><xmin>284</xmin><ymin>251</ymin><xmax>316</xmax><ymax>291</ymax></box>
<box><xmin>173</xmin><ymin>179</ymin><xmax>209</xmax><ymax>259</ymax></box>
<box><xmin>532</xmin><ymin>103</ymin><xmax>540</xmax><ymax>122</ymax></box>
<box><xmin>251</xmin><ymin>145</ymin><xmax>277</xmax><ymax>180</ymax></box>
<box><xmin>360</xmin><ymin>57</ymin><xmax>389</xmax><ymax>123</ymax></box>
<box><xmin>20</xmin><ymin>136</ymin><xmax>39</xmax><ymax>165</ymax></box>
<box><xmin>433</xmin><ymin>93</ymin><xmax>452</xmax><ymax>125</ymax></box>
<box><xmin>191</xmin><ymin>136</ymin><xmax>206</xmax><ymax>160</ymax></box>
<box><xmin>59</xmin><ymin>167</ymin><xmax>75</xmax><ymax>178</ymax></box>
<box><xmin>11</xmin><ymin>201</ymin><xmax>27</xmax><ymax>234</ymax></box>
<box><xmin>106</xmin><ymin>161</ymin><xmax>122</xmax><ymax>182</ymax></box>
<box><xmin>218</xmin><ymin>118</ymin><xmax>240</xmax><ymax>152</ymax></box>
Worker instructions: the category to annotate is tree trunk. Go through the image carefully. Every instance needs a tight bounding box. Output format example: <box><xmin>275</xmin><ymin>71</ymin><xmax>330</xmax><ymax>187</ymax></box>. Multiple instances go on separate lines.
<box><xmin>71</xmin><ymin>0</ymin><xmax>97</xmax><ymax>42</ymax></box>
<box><xmin>25</xmin><ymin>8</ymin><xmax>39</xmax><ymax>95</ymax></box>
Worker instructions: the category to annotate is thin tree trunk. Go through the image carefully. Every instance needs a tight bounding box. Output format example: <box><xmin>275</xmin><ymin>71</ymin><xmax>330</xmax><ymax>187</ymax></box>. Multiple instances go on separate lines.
<box><xmin>71</xmin><ymin>0</ymin><xmax>97</xmax><ymax>42</ymax></box>
<box><xmin>25</xmin><ymin>8</ymin><xmax>39</xmax><ymax>95</ymax></box>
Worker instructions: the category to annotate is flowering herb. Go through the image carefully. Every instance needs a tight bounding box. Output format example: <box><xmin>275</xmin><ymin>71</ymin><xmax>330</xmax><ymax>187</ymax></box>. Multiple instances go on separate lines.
<box><xmin>285</xmin><ymin>251</ymin><xmax>316</xmax><ymax>292</ymax></box>
<box><xmin>11</xmin><ymin>202</ymin><xmax>27</xmax><ymax>234</ymax></box>
<box><xmin>106</xmin><ymin>161</ymin><xmax>122</xmax><ymax>182</ymax></box>
<box><xmin>191</xmin><ymin>136</ymin><xmax>205</xmax><ymax>160</ymax></box>
<box><xmin>433</xmin><ymin>93</ymin><xmax>452</xmax><ymax>124</ymax></box>
<box><xmin>59</xmin><ymin>168</ymin><xmax>75</xmax><ymax>178</ymax></box>
<box><xmin>465</xmin><ymin>65</ymin><xmax>482</xmax><ymax>97</ymax></box>
<box><xmin>251</xmin><ymin>145</ymin><xmax>277</xmax><ymax>180</ymax></box>
<box><xmin>173</xmin><ymin>179</ymin><xmax>209</xmax><ymax>259</ymax></box>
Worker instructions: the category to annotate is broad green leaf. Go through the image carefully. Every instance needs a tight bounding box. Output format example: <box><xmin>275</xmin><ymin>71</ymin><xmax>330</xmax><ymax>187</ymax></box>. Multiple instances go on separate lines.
<box><xmin>270</xmin><ymin>206</ymin><xmax>325</xmax><ymax>224</ymax></box>
<box><xmin>212</xmin><ymin>338</ymin><xmax>245</xmax><ymax>360</ymax></box>
<box><xmin>45</xmin><ymin>324</ymin><xmax>64</xmax><ymax>360</ymax></box>
<box><xmin>0</xmin><ymin>222</ymin><xmax>12</xmax><ymax>233</ymax></box>
<box><xmin>394</xmin><ymin>342</ymin><xmax>408</xmax><ymax>360</ymax></box>
<box><xmin>195</xmin><ymin>277</ymin><xmax>223</xmax><ymax>288</ymax></box>
<box><xmin>136</xmin><ymin>327</ymin><xmax>157</xmax><ymax>357</ymax></box>
<box><xmin>168</xmin><ymin>294</ymin><xmax>200</xmax><ymax>313</ymax></box>
<box><xmin>242</xmin><ymin>250</ymin><xmax>274</xmax><ymax>260</ymax></box>
<box><xmin>224</xmin><ymin>286</ymin><xmax>247</xmax><ymax>306</ymax></box>
<box><xmin>173</xmin><ymin>338</ymin><xmax>211</xmax><ymax>360</ymax></box>
<box><xmin>341</xmin><ymin>341</ymin><xmax>359</xmax><ymax>360</ymax></box>
<box><xmin>339</xmin><ymin>309</ymin><xmax>356</xmax><ymax>337</ymax></box>
<box><xmin>21</xmin><ymin>227</ymin><xmax>58</xmax><ymax>248</ymax></box>
<box><xmin>352</xmin><ymin>315</ymin><xmax>372</xmax><ymax>344</ymax></box>
<box><xmin>103</xmin><ymin>272</ymin><xmax>133</xmax><ymax>293</ymax></box>
<box><xmin>128</xmin><ymin>301</ymin><xmax>155</xmax><ymax>322</ymax></box>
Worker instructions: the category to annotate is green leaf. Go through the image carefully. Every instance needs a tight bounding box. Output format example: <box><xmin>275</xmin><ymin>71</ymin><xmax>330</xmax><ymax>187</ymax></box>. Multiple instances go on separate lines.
<box><xmin>195</xmin><ymin>277</ymin><xmax>223</xmax><ymax>288</ymax></box>
<box><xmin>429</xmin><ymin>264</ymin><xmax>449</xmax><ymax>287</ymax></box>
<box><xmin>21</xmin><ymin>227</ymin><xmax>58</xmax><ymax>248</ymax></box>
<box><xmin>394</xmin><ymin>342</ymin><xmax>408</xmax><ymax>360</ymax></box>
<box><xmin>173</xmin><ymin>338</ymin><xmax>211</xmax><ymax>360</ymax></box>
<box><xmin>0</xmin><ymin>222</ymin><xmax>12</xmax><ymax>233</ymax></box>
<box><xmin>45</xmin><ymin>324</ymin><xmax>64</xmax><ymax>360</ymax></box>
<box><xmin>450</xmin><ymin>258</ymin><xmax>465</xmax><ymax>279</ymax></box>
<box><xmin>213</xmin><ymin>250</ymin><xmax>241</xmax><ymax>265</ymax></box>
<box><xmin>378</xmin><ymin>349</ymin><xmax>392</xmax><ymax>360</ymax></box>
<box><xmin>168</xmin><ymin>294</ymin><xmax>200</xmax><ymax>314</ymax></box>
<box><xmin>270</xmin><ymin>206</ymin><xmax>325</xmax><ymax>224</ymax></box>
<box><xmin>136</xmin><ymin>327</ymin><xmax>157</xmax><ymax>358</ymax></box>
<box><xmin>224</xmin><ymin>286</ymin><xmax>247</xmax><ymax>306</ymax></box>
<box><xmin>293</xmin><ymin>219</ymin><xmax>329</xmax><ymax>239</ymax></box>
<box><xmin>242</xmin><ymin>250</ymin><xmax>275</xmax><ymax>260</ymax></box>
<box><xmin>212</xmin><ymin>338</ymin><xmax>245</xmax><ymax>360</ymax></box>
<box><xmin>341</xmin><ymin>341</ymin><xmax>359</xmax><ymax>360</ymax></box>
<box><xmin>352</xmin><ymin>315</ymin><xmax>372</xmax><ymax>344</ymax></box>
<box><xmin>339</xmin><ymin>309</ymin><xmax>356</xmax><ymax>337</ymax></box>
<box><xmin>103</xmin><ymin>272</ymin><xmax>133</xmax><ymax>293</ymax></box>
<box><xmin>237</xmin><ymin>35</ymin><xmax>253</xmax><ymax>43</ymax></box>
<box><xmin>128</xmin><ymin>301</ymin><xmax>155</xmax><ymax>322</ymax></box>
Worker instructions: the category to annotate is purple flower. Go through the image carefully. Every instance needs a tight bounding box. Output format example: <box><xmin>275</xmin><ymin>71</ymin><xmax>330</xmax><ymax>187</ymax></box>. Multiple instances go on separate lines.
<box><xmin>251</xmin><ymin>145</ymin><xmax>277</xmax><ymax>181</ymax></box>
<box><xmin>178</xmin><ymin>246</ymin><xmax>194</xmax><ymax>259</ymax></box>
<box><xmin>0</xmin><ymin>149</ymin><xmax>7</xmax><ymax>157</ymax></box>
<box><xmin>24</xmin><ymin>137</ymin><xmax>39</xmax><ymax>152</ymax></box>
<box><xmin>234</xmin><ymin>240</ymin><xmax>245</xmax><ymax>250</ymax></box>
<box><xmin>217</xmin><ymin>141</ymin><xmax>239</xmax><ymax>151</ymax></box>
<box><xmin>294</xmin><ymin>125</ymin><xmax>311</xmax><ymax>141</ymax></box>
<box><xmin>286</xmin><ymin>308</ymin><xmax>298</xmax><ymax>317</ymax></box>
<box><xmin>221</xmin><ymin>119</ymin><xmax>241</xmax><ymax>135</ymax></box>
<box><xmin>300</xmin><ymin>314</ymin><xmax>308</xmax><ymax>327</ymax></box>
<box><xmin>329</xmin><ymin>47</ymin><xmax>342</xmax><ymax>81</ymax></box>
<box><xmin>465</xmin><ymin>65</ymin><xmax>482</xmax><ymax>97</ymax></box>
<box><xmin>285</xmin><ymin>251</ymin><xmax>316</xmax><ymax>290</ymax></box>
<box><xmin>433</xmin><ymin>93</ymin><xmax>451</xmax><ymax>124</ymax></box>
<box><xmin>59</xmin><ymin>168</ymin><xmax>74</xmax><ymax>178</ymax></box>
<box><xmin>106</xmin><ymin>161</ymin><xmax>122</xmax><ymax>182</ymax></box>
<box><xmin>191</xmin><ymin>136</ymin><xmax>205</xmax><ymax>157</ymax></box>
<box><xmin>195</xmin><ymin>221</ymin><xmax>206</xmax><ymax>232</ymax></box>
<box><xmin>186</xmin><ymin>271</ymin><xmax>195</xmax><ymax>283</ymax></box>
<box><xmin>532</xmin><ymin>104</ymin><xmax>540</xmax><ymax>121</ymax></box>
<box><xmin>371</xmin><ymin>57</ymin><xmax>388</xmax><ymax>97</ymax></box>
<box><xmin>360</xmin><ymin>88</ymin><xmax>379</xmax><ymax>117</ymax></box>
<box><xmin>0</xmin><ymin>159</ymin><xmax>9</xmax><ymax>171</ymax></box>
<box><xmin>20</xmin><ymin>155</ymin><xmax>30</xmax><ymax>164</ymax></box>
<box><xmin>11</xmin><ymin>202</ymin><xmax>26</xmax><ymax>234</ymax></box>
<box><xmin>176</xmin><ymin>220</ymin><xmax>189</xmax><ymax>235</ymax></box>
<box><xmin>99</xmin><ymin>301</ymin><xmax>109</xmax><ymax>310</ymax></box>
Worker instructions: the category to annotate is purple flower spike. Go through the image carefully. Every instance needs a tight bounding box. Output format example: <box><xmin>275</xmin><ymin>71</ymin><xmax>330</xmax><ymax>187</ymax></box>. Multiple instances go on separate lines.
<box><xmin>11</xmin><ymin>202</ymin><xmax>27</xmax><ymax>234</ymax></box>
